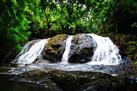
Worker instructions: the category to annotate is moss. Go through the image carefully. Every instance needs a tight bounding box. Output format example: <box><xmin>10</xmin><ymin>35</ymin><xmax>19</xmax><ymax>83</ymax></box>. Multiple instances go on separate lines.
<box><xmin>44</xmin><ymin>34</ymin><xmax>68</xmax><ymax>54</ymax></box>
<box><xmin>44</xmin><ymin>34</ymin><xmax>68</xmax><ymax>62</ymax></box>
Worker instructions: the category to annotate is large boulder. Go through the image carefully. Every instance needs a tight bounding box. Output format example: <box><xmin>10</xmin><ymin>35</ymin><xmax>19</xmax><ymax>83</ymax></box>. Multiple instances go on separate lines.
<box><xmin>0</xmin><ymin>69</ymin><xmax>62</xmax><ymax>91</ymax></box>
<box><xmin>9</xmin><ymin>69</ymin><xmax>126</xmax><ymax>91</ymax></box>
<box><xmin>1</xmin><ymin>67</ymin><xmax>137</xmax><ymax>91</ymax></box>
<box><xmin>68</xmin><ymin>34</ymin><xmax>97</xmax><ymax>63</ymax></box>
<box><xmin>47</xmin><ymin>70</ymin><xmax>125</xmax><ymax>91</ymax></box>
<box><xmin>44</xmin><ymin>34</ymin><xmax>68</xmax><ymax>62</ymax></box>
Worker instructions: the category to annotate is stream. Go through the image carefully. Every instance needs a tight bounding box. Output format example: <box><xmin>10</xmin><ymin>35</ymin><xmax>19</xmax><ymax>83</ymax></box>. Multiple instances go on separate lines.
<box><xmin>0</xmin><ymin>33</ymin><xmax>137</xmax><ymax>91</ymax></box>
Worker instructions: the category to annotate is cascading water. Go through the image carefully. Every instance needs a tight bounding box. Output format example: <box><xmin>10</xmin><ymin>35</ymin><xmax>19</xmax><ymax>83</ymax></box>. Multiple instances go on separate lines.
<box><xmin>13</xmin><ymin>39</ymin><xmax>49</xmax><ymax>64</ymax></box>
<box><xmin>87</xmin><ymin>34</ymin><xmax>122</xmax><ymax>65</ymax></box>
<box><xmin>12</xmin><ymin>33</ymin><xmax>128</xmax><ymax>74</ymax></box>
<box><xmin>61</xmin><ymin>36</ymin><xmax>73</xmax><ymax>64</ymax></box>
<box><xmin>0</xmin><ymin>34</ymin><xmax>133</xmax><ymax>91</ymax></box>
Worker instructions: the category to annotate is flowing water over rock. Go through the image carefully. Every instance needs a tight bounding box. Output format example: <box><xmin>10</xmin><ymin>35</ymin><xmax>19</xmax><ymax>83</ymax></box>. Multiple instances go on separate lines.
<box><xmin>10</xmin><ymin>33</ymin><xmax>129</xmax><ymax>75</ymax></box>
<box><xmin>87</xmin><ymin>34</ymin><xmax>122</xmax><ymax>65</ymax></box>
<box><xmin>13</xmin><ymin>39</ymin><xmax>49</xmax><ymax>64</ymax></box>
<box><xmin>0</xmin><ymin>33</ymin><xmax>134</xmax><ymax>91</ymax></box>
<box><xmin>61</xmin><ymin>36</ymin><xmax>73</xmax><ymax>64</ymax></box>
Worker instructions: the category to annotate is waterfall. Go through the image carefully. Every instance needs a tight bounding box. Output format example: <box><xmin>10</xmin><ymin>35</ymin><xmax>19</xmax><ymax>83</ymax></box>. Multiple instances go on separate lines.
<box><xmin>13</xmin><ymin>34</ymin><xmax>123</xmax><ymax>66</ymax></box>
<box><xmin>61</xmin><ymin>36</ymin><xmax>73</xmax><ymax>64</ymax></box>
<box><xmin>12</xmin><ymin>33</ymin><xmax>128</xmax><ymax>74</ymax></box>
<box><xmin>16</xmin><ymin>40</ymin><xmax>34</xmax><ymax>58</ymax></box>
<box><xmin>14</xmin><ymin>39</ymin><xmax>49</xmax><ymax>64</ymax></box>
<box><xmin>87</xmin><ymin>34</ymin><xmax>122</xmax><ymax>65</ymax></box>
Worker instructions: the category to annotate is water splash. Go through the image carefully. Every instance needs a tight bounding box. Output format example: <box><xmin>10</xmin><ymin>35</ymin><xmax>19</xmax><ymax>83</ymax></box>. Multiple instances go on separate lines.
<box><xmin>61</xmin><ymin>36</ymin><xmax>73</xmax><ymax>64</ymax></box>
<box><xmin>14</xmin><ymin>39</ymin><xmax>49</xmax><ymax>64</ymax></box>
<box><xmin>16</xmin><ymin>40</ymin><xmax>34</xmax><ymax>57</ymax></box>
<box><xmin>10</xmin><ymin>33</ymin><xmax>129</xmax><ymax>75</ymax></box>
<box><xmin>87</xmin><ymin>34</ymin><xmax>122</xmax><ymax>65</ymax></box>
<box><xmin>13</xmin><ymin>33</ymin><xmax>122</xmax><ymax>66</ymax></box>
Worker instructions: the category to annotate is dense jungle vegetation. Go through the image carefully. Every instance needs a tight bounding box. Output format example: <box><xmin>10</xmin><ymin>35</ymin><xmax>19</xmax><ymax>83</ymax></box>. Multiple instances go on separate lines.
<box><xmin>0</xmin><ymin>0</ymin><xmax>137</xmax><ymax>63</ymax></box>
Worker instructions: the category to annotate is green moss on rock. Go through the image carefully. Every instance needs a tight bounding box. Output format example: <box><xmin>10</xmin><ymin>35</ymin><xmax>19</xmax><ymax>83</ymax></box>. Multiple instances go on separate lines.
<box><xmin>45</xmin><ymin>34</ymin><xmax>68</xmax><ymax>54</ymax></box>
<box><xmin>44</xmin><ymin>34</ymin><xmax>68</xmax><ymax>62</ymax></box>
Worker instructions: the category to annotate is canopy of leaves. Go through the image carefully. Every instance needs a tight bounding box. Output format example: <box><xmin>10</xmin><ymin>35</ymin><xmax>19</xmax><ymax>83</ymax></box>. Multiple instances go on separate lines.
<box><xmin>0</xmin><ymin>0</ymin><xmax>136</xmax><ymax>62</ymax></box>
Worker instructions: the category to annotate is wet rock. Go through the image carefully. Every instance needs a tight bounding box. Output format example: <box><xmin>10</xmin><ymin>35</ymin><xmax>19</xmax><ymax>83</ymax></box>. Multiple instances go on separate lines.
<box><xmin>69</xmin><ymin>34</ymin><xmax>96</xmax><ymax>63</ymax></box>
<box><xmin>78</xmin><ymin>79</ymin><xmax>125</xmax><ymax>91</ymax></box>
<box><xmin>44</xmin><ymin>34</ymin><xmax>68</xmax><ymax>63</ymax></box>
<box><xmin>48</xmin><ymin>70</ymin><xmax>126</xmax><ymax>91</ymax></box>
<box><xmin>2</xmin><ymin>68</ymin><xmax>137</xmax><ymax>91</ymax></box>
<box><xmin>13</xmin><ymin>69</ymin><xmax>125</xmax><ymax>91</ymax></box>
<box><xmin>13</xmin><ymin>69</ymin><xmax>62</xmax><ymax>91</ymax></box>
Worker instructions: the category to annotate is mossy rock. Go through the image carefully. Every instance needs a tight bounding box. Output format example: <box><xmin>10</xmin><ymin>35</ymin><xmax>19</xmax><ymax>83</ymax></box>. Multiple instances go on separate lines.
<box><xmin>44</xmin><ymin>34</ymin><xmax>68</xmax><ymax>62</ymax></box>
<box><xmin>45</xmin><ymin>34</ymin><xmax>68</xmax><ymax>53</ymax></box>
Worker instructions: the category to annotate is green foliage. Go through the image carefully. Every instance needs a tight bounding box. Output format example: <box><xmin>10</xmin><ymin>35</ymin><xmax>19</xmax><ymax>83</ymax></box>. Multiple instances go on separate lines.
<box><xmin>31</xmin><ymin>0</ymin><xmax>93</xmax><ymax>36</ymax></box>
<box><xmin>106</xmin><ymin>0</ymin><xmax>137</xmax><ymax>33</ymax></box>
<box><xmin>27</xmin><ymin>0</ymin><xmax>114</xmax><ymax>36</ymax></box>
<box><xmin>0</xmin><ymin>0</ymin><xmax>137</xmax><ymax>62</ymax></box>
<box><xmin>0</xmin><ymin>0</ymin><xmax>116</xmax><ymax>50</ymax></box>
<box><xmin>0</xmin><ymin>0</ymin><xmax>31</xmax><ymax>50</ymax></box>
<box><xmin>0</xmin><ymin>0</ymin><xmax>31</xmax><ymax>62</ymax></box>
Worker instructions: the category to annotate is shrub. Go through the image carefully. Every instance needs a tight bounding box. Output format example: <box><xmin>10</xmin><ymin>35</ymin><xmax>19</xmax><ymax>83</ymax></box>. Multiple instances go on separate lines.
<box><xmin>106</xmin><ymin>0</ymin><xmax>137</xmax><ymax>34</ymax></box>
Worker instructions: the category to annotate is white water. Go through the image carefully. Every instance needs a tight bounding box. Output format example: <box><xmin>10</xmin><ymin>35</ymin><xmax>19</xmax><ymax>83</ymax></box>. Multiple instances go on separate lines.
<box><xmin>87</xmin><ymin>34</ymin><xmax>122</xmax><ymax>65</ymax></box>
<box><xmin>14</xmin><ymin>39</ymin><xmax>49</xmax><ymax>64</ymax></box>
<box><xmin>14</xmin><ymin>33</ymin><xmax>122</xmax><ymax>66</ymax></box>
<box><xmin>61</xmin><ymin>36</ymin><xmax>73</xmax><ymax>64</ymax></box>
<box><xmin>61</xmin><ymin>34</ymin><xmax>122</xmax><ymax>65</ymax></box>
<box><xmin>11</xmin><ymin>33</ymin><xmax>127</xmax><ymax>74</ymax></box>
<box><xmin>16</xmin><ymin>41</ymin><xmax>34</xmax><ymax>57</ymax></box>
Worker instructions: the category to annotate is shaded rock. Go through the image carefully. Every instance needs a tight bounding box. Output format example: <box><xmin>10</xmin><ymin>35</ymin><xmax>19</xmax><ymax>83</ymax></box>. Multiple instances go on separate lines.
<box><xmin>12</xmin><ymin>69</ymin><xmax>62</xmax><ymax>91</ymax></box>
<box><xmin>14</xmin><ymin>69</ymin><xmax>125</xmax><ymax>91</ymax></box>
<box><xmin>0</xmin><ymin>79</ymin><xmax>60</xmax><ymax>91</ymax></box>
<box><xmin>48</xmin><ymin>70</ymin><xmax>125</xmax><ymax>91</ymax></box>
<box><xmin>123</xmin><ymin>76</ymin><xmax>137</xmax><ymax>91</ymax></box>
<box><xmin>69</xmin><ymin>34</ymin><xmax>96</xmax><ymax>63</ymax></box>
<box><xmin>44</xmin><ymin>34</ymin><xmax>68</xmax><ymax>62</ymax></box>
<box><xmin>78</xmin><ymin>79</ymin><xmax>124</xmax><ymax>91</ymax></box>
<box><xmin>2</xmin><ymin>68</ymin><xmax>137</xmax><ymax>91</ymax></box>
<box><xmin>0</xmin><ymin>69</ymin><xmax>59</xmax><ymax>91</ymax></box>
